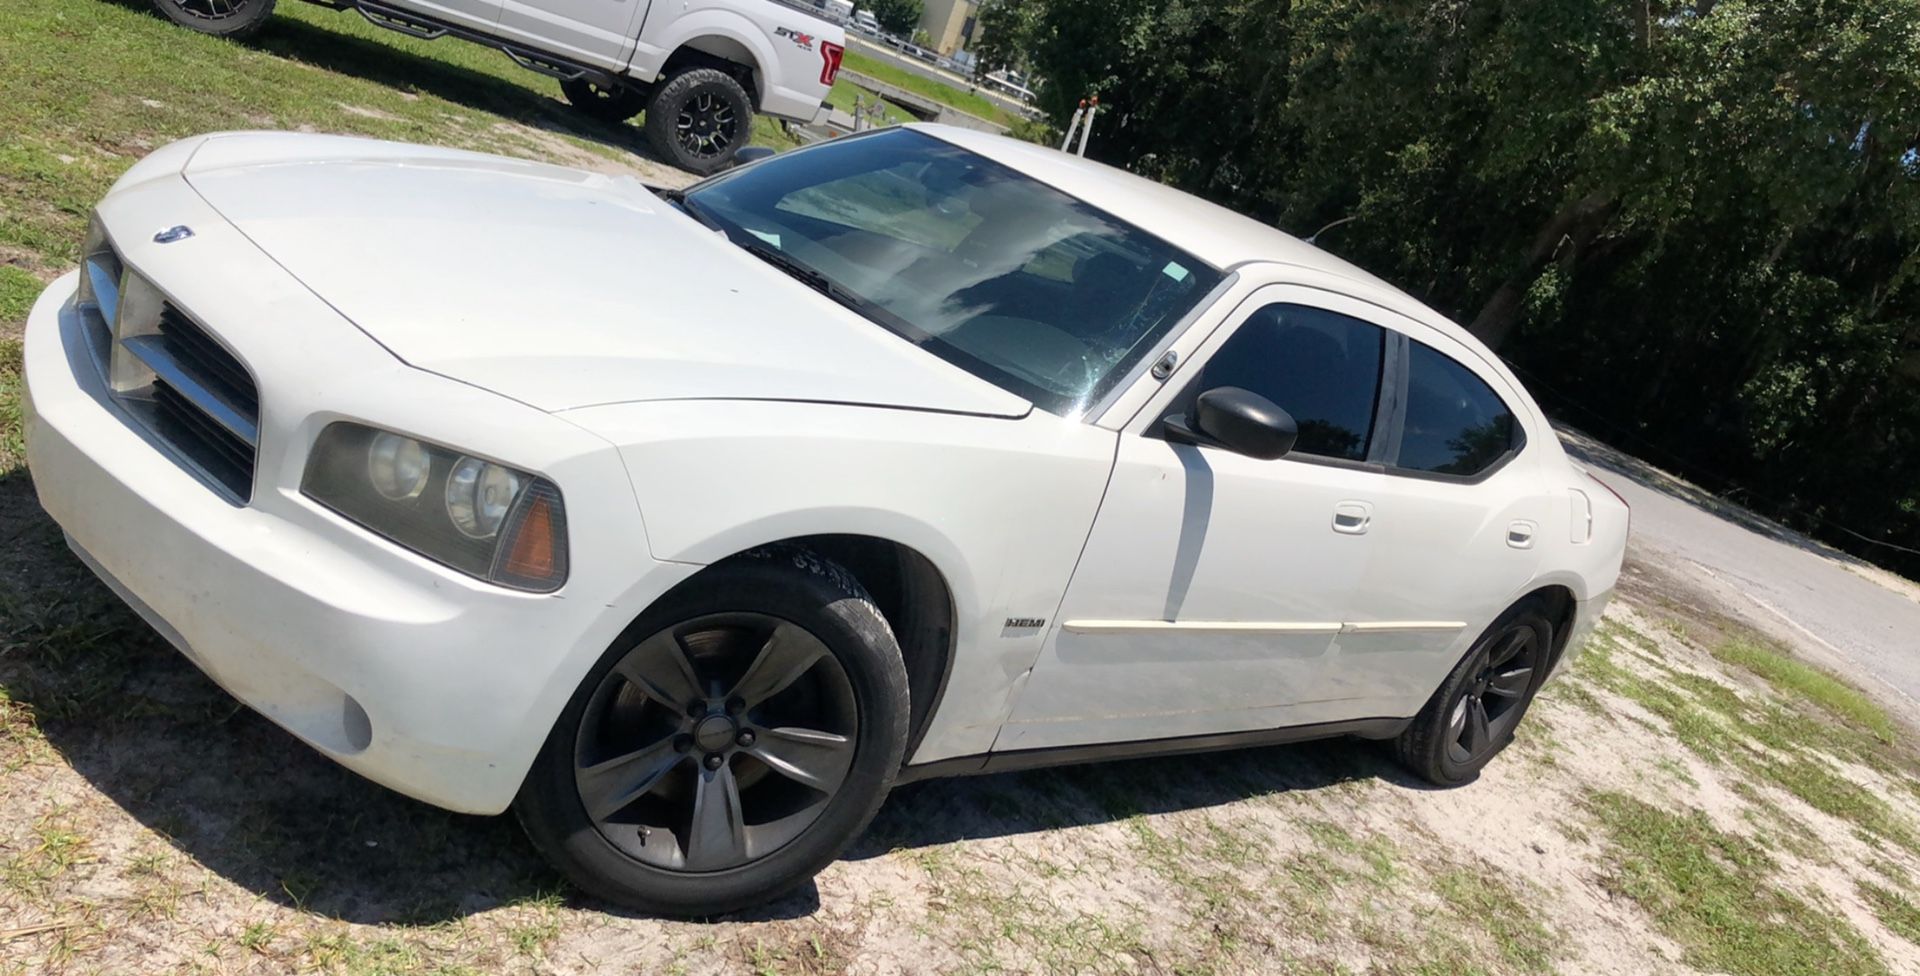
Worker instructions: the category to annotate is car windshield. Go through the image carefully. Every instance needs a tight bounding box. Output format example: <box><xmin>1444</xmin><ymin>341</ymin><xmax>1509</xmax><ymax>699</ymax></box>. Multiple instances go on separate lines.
<box><xmin>680</xmin><ymin>128</ymin><xmax>1224</xmax><ymax>416</ymax></box>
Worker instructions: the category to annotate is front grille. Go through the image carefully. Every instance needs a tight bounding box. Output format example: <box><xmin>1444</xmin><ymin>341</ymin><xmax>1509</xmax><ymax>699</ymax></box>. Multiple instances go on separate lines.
<box><xmin>152</xmin><ymin>377</ymin><xmax>256</xmax><ymax>498</ymax></box>
<box><xmin>125</xmin><ymin>304</ymin><xmax>261</xmax><ymax>502</ymax></box>
<box><xmin>77</xmin><ymin>219</ymin><xmax>262</xmax><ymax>504</ymax></box>
<box><xmin>157</xmin><ymin>306</ymin><xmax>259</xmax><ymax>419</ymax></box>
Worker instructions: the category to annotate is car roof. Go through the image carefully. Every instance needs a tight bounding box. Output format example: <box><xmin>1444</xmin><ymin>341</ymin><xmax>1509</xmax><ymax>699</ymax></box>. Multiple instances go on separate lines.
<box><xmin>910</xmin><ymin>125</ymin><xmax>1382</xmax><ymax>276</ymax></box>
<box><xmin>908</xmin><ymin>123</ymin><xmax>1502</xmax><ymax>366</ymax></box>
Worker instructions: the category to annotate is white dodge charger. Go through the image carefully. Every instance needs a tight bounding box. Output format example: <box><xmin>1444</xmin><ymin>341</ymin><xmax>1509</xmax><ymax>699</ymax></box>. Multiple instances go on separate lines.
<box><xmin>22</xmin><ymin>124</ymin><xmax>1627</xmax><ymax>915</ymax></box>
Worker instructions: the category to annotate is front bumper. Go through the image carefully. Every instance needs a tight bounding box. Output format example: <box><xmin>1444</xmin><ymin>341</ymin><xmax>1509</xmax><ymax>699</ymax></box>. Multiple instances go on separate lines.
<box><xmin>23</xmin><ymin>218</ymin><xmax>696</xmax><ymax>814</ymax></box>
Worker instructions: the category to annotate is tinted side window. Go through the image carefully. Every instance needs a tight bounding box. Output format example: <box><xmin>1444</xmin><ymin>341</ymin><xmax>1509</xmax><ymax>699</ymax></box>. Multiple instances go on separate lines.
<box><xmin>1397</xmin><ymin>341</ymin><xmax>1518</xmax><ymax>476</ymax></box>
<box><xmin>1197</xmin><ymin>305</ymin><xmax>1384</xmax><ymax>461</ymax></box>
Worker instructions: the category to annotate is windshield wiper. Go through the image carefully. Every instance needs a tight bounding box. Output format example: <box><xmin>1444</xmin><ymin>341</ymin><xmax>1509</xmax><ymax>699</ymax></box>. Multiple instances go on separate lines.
<box><xmin>663</xmin><ymin>189</ymin><xmax>723</xmax><ymax>232</ymax></box>
<box><xmin>741</xmin><ymin>242</ymin><xmax>871</xmax><ymax>314</ymax></box>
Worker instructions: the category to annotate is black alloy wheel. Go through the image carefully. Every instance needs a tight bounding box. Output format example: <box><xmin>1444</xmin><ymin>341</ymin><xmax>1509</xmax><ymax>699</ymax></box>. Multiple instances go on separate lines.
<box><xmin>515</xmin><ymin>548</ymin><xmax>909</xmax><ymax>917</ymax></box>
<box><xmin>1394</xmin><ymin>602</ymin><xmax>1554</xmax><ymax>785</ymax></box>
<box><xmin>674</xmin><ymin>91</ymin><xmax>740</xmax><ymax>163</ymax></box>
<box><xmin>643</xmin><ymin>67</ymin><xmax>755</xmax><ymax>176</ymax></box>
<box><xmin>573</xmin><ymin>613</ymin><xmax>859</xmax><ymax>871</ymax></box>
<box><xmin>1444</xmin><ymin>626</ymin><xmax>1541</xmax><ymax>766</ymax></box>
<box><xmin>150</xmin><ymin>0</ymin><xmax>275</xmax><ymax>36</ymax></box>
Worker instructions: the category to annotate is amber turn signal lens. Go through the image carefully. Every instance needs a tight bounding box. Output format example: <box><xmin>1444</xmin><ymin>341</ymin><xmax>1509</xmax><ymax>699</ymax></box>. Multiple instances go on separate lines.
<box><xmin>503</xmin><ymin>492</ymin><xmax>558</xmax><ymax>580</ymax></box>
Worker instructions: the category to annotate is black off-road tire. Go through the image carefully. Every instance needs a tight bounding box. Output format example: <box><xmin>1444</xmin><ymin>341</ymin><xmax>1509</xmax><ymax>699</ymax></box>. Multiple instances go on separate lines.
<box><xmin>1393</xmin><ymin>601</ymin><xmax>1555</xmax><ymax>786</ymax></box>
<box><xmin>514</xmin><ymin>547</ymin><xmax>910</xmax><ymax>917</ymax></box>
<box><xmin>149</xmin><ymin>0</ymin><xmax>275</xmax><ymax>37</ymax></box>
<box><xmin>643</xmin><ymin>66</ymin><xmax>755</xmax><ymax>176</ymax></box>
<box><xmin>560</xmin><ymin>78</ymin><xmax>651</xmax><ymax>124</ymax></box>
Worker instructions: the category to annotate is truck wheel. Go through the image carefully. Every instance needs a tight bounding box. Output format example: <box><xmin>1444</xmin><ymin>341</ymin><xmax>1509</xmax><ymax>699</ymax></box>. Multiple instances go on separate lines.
<box><xmin>514</xmin><ymin>547</ymin><xmax>910</xmax><ymax>917</ymax></box>
<box><xmin>644</xmin><ymin>67</ymin><xmax>755</xmax><ymax>176</ymax></box>
<box><xmin>560</xmin><ymin>78</ymin><xmax>651</xmax><ymax>125</ymax></box>
<box><xmin>149</xmin><ymin>0</ymin><xmax>275</xmax><ymax>37</ymax></box>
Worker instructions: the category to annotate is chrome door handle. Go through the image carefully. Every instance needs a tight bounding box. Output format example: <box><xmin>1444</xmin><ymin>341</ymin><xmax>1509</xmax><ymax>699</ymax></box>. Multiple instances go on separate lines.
<box><xmin>1507</xmin><ymin>520</ymin><xmax>1537</xmax><ymax>549</ymax></box>
<box><xmin>1332</xmin><ymin>501</ymin><xmax>1373</xmax><ymax>535</ymax></box>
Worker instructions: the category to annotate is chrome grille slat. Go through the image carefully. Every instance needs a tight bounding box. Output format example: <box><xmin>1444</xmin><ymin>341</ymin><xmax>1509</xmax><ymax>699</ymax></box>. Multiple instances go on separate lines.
<box><xmin>153</xmin><ymin>381</ymin><xmax>256</xmax><ymax>487</ymax></box>
<box><xmin>84</xmin><ymin>255</ymin><xmax>122</xmax><ymax>326</ymax></box>
<box><xmin>120</xmin><ymin>333</ymin><xmax>260</xmax><ymax>447</ymax></box>
<box><xmin>156</xmin><ymin>308</ymin><xmax>258</xmax><ymax>414</ymax></box>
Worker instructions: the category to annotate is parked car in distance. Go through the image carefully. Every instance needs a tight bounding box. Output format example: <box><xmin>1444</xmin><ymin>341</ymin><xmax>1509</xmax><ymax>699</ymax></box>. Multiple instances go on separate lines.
<box><xmin>983</xmin><ymin>69</ymin><xmax>1036</xmax><ymax>103</ymax></box>
<box><xmin>143</xmin><ymin>0</ymin><xmax>845</xmax><ymax>173</ymax></box>
<box><xmin>23</xmin><ymin>125</ymin><xmax>1628</xmax><ymax>917</ymax></box>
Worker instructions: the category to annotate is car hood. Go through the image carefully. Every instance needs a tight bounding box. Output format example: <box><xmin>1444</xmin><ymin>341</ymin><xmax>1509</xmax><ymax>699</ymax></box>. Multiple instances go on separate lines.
<box><xmin>178</xmin><ymin>133</ymin><xmax>1030</xmax><ymax>417</ymax></box>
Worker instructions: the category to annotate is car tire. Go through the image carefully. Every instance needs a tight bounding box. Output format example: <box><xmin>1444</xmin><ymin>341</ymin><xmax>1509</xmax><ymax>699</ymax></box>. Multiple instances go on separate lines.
<box><xmin>148</xmin><ymin>0</ymin><xmax>275</xmax><ymax>37</ymax></box>
<box><xmin>514</xmin><ymin>546</ymin><xmax>910</xmax><ymax>917</ymax></box>
<box><xmin>1393</xmin><ymin>601</ymin><xmax>1555</xmax><ymax>786</ymax></box>
<box><xmin>643</xmin><ymin>66</ymin><xmax>755</xmax><ymax>176</ymax></box>
<box><xmin>559</xmin><ymin>78</ymin><xmax>651</xmax><ymax>125</ymax></box>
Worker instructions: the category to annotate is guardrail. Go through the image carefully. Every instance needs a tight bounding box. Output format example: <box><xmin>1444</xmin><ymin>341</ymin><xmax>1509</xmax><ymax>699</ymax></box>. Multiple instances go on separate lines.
<box><xmin>836</xmin><ymin>70</ymin><xmax>1009</xmax><ymax>134</ymax></box>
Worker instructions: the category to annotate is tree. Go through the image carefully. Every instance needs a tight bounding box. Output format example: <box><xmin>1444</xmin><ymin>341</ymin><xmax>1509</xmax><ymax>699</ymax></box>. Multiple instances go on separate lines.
<box><xmin>982</xmin><ymin>0</ymin><xmax>1920</xmax><ymax>578</ymax></box>
<box><xmin>867</xmin><ymin>0</ymin><xmax>923</xmax><ymax>36</ymax></box>
<box><xmin>973</xmin><ymin>0</ymin><xmax>1039</xmax><ymax>75</ymax></box>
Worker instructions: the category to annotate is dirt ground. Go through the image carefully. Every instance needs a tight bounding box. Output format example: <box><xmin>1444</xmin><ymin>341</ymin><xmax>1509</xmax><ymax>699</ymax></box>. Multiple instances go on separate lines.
<box><xmin>4</xmin><ymin>448</ymin><xmax>1920</xmax><ymax>976</ymax></box>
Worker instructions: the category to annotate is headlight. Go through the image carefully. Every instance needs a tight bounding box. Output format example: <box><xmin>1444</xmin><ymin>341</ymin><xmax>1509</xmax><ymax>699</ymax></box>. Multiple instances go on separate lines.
<box><xmin>445</xmin><ymin>456</ymin><xmax>523</xmax><ymax>538</ymax></box>
<box><xmin>368</xmin><ymin>432</ymin><xmax>431</xmax><ymax>501</ymax></box>
<box><xmin>301</xmin><ymin>422</ymin><xmax>568</xmax><ymax>592</ymax></box>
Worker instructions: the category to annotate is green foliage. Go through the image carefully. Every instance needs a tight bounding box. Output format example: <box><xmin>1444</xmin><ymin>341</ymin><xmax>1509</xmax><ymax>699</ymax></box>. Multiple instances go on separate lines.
<box><xmin>988</xmin><ymin>0</ymin><xmax>1920</xmax><ymax>578</ymax></box>
<box><xmin>867</xmin><ymin>0</ymin><xmax>924</xmax><ymax>36</ymax></box>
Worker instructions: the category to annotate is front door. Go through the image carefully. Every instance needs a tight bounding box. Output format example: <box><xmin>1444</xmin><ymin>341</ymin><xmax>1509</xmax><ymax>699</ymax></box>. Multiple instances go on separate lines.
<box><xmin>998</xmin><ymin>287</ymin><xmax>1404</xmax><ymax>752</ymax></box>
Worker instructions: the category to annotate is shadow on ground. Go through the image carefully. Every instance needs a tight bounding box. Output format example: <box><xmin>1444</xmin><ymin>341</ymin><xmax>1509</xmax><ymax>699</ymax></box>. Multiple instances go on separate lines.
<box><xmin>0</xmin><ymin>466</ymin><xmax>1417</xmax><ymax>926</ymax></box>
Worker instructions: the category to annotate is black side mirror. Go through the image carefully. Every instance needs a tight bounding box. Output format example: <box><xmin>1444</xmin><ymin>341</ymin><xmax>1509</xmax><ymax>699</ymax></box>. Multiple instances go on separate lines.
<box><xmin>1165</xmin><ymin>387</ymin><xmax>1298</xmax><ymax>460</ymax></box>
<box><xmin>733</xmin><ymin>146</ymin><xmax>777</xmax><ymax>167</ymax></box>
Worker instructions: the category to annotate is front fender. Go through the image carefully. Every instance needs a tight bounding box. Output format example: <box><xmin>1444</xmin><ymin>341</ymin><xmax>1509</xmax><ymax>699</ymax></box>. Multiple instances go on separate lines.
<box><xmin>559</xmin><ymin>398</ymin><xmax>1119</xmax><ymax>761</ymax></box>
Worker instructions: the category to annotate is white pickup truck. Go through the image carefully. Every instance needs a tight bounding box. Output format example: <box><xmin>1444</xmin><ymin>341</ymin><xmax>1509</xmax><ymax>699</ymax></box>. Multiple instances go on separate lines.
<box><xmin>149</xmin><ymin>0</ymin><xmax>845</xmax><ymax>173</ymax></box>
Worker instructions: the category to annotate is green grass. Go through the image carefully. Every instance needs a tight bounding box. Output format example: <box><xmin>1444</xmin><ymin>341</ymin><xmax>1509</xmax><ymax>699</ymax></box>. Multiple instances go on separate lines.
<box><xmin>1570</xmin><ymin>627</ymin><xmax>1920</xmax><ymax>855</ymax></box>
<box><xmin>824</xmin><ymin>79</ymin><xmax>915</xmax><ymax>127</ymax></box>
<box><xmin>841</xmin><ymin>49</ymin><xmax>1016</xmax><ymax>126</ymax></box>
<box><xmin>1589</xmin><ymin>791</ymin><xmax>1889</xmax><ymax>976</ymax></box>
<box><xmin>0</xmin><ymin>267</ymin><xmax>44</xmax><ymax>328</ymax></box>
<box><xmin>1715</xmin><ymin>637</ymin><xmax>1899</xmax><ymax>744</ymax></box>
<box><xmin>1432</xmin><ymin>868</ymin><xmax>1557</xmax><ymax>974</ymax></box>
<box><xmin>1</xmin><ymin>339</ymin><xmax>23</xmax><ymax>471</ymax></box>
<box><xmin>1861</xmin><ymin>880</ymin><xmax>1920</xmax><ymax>945</ymax></box>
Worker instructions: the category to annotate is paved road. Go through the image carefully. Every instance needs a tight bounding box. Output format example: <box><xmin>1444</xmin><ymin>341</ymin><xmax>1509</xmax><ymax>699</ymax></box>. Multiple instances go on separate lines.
<box><xmin>1563</xmin><ymin>430</ymin><xmax>1920</xmax><ymax>716</ymax></box>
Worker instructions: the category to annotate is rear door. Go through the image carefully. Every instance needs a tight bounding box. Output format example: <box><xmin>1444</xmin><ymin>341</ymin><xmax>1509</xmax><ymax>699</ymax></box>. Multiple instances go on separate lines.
<box><xmin>1328</xmin><ymin>328</ymin><xmax>1549</xmax><ymax>714</ymax></box>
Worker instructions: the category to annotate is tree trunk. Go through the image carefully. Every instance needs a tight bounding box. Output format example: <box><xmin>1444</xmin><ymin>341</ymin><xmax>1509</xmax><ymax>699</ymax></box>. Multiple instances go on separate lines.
<box><xmin>1467</xmin><ymin>190</ymin><xmax>1616</xmax><ymax>349</ymax></box>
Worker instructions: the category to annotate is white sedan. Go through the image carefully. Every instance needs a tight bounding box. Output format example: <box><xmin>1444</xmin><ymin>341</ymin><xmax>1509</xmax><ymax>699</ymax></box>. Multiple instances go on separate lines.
<box><xmin>22</xmin><ymin>124</ymin><xmax>1628</xmax><ymax>915</ymax></box>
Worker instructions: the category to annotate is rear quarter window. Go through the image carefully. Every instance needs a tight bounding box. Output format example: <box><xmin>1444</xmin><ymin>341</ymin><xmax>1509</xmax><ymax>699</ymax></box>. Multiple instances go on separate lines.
<box><xmin>1395</xmin><ymin>341</ymin><xmax>1520</xmax><ymax>477</ymax></box>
